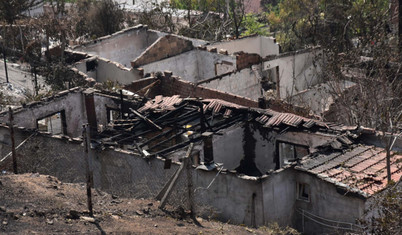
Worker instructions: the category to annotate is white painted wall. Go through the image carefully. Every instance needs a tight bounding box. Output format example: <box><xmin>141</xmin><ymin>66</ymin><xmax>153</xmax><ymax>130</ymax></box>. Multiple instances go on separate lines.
<box><xmin>208</xmin><ymin>36</ymin><xmax>280</xmax><ymax>57</ymax></box>
<box><xmin>263</xmin><ymin>50</ymin><xmax>322</xmax><ymax>99</ymax></box>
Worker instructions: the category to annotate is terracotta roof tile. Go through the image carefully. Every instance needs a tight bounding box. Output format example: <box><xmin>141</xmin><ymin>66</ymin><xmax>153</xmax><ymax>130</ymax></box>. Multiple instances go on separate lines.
<box><xmin>298</xmin><ymin>145</ymin><xmax>402</xmax><ymax>196</ymax></box>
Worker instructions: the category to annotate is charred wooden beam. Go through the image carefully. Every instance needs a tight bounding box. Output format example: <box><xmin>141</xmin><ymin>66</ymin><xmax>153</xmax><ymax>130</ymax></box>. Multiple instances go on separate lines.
<box><xmin>139</xmin><ymin>128</ymin><xmax>175</xmax><ymax>148</ymax></box>
<box><xmin>129</xmin><ymin>108</ymin><xmax>162</xmax><ymax>131</ymax></box>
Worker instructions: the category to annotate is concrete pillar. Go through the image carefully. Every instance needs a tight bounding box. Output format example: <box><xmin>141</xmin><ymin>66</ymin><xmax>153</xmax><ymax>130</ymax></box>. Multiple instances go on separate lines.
<box><xmin>83</xmin><ymin>89</ymin><xmax>97</xmax><ymax>134</ymax></box>
<box><xmin>202</xmin><ymin>132</ymin><xmax>214</xmax><ymax>164</ymax></box>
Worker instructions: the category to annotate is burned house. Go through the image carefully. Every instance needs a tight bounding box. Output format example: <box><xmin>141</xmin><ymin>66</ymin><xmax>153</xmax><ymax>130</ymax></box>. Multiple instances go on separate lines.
<box><xmin>0</xmin><ymin>71</ymin><xmax>400</xmax><ymax>234</ymax></box>
<box><xmin>67</xmin><ymin>25</ymin><xmax>329</xmax><ymax>118</ymax></box>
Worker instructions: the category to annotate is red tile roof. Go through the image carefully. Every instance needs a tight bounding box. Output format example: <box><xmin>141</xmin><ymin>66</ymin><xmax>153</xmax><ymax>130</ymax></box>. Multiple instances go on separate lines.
<box><xmin>298</xmin><ymin>146</ymin><xmax>402</xmax><ymax>196</ymax></box>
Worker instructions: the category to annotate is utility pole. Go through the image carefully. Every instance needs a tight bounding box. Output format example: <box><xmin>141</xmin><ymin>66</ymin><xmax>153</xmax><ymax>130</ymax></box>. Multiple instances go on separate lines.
<box><xmin>8</xmin><ymin>107</ymin><xmax>17</xmax><ymax>174</ymax></box>
<box><xmin>82</xmin><ymin>124</ymin><xmax>93</xmax><ymax>217</ymax></box>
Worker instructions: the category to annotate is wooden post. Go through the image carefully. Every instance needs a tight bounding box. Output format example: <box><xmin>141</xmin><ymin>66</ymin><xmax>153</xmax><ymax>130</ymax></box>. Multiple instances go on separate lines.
<box><xmin>8</xmin><ymin>107</ymin><xmax>17</xmax><ymax>174</ymax></box>
<box><xmin>82</xmin><ymin>124</ymin><xmax>93</xmax><ymax>217</ymax></box>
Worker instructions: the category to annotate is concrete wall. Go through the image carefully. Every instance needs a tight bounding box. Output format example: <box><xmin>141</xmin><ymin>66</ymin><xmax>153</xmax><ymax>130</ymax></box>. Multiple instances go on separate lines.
<box><xmin>253</xmin><ymin>125</ymin><xmax>277</xmax><ymax>174</ymax></box>
<box><xmin>200</xmin><ymin>67</ymin><xmax>262</xmax><ymax>101</ymax></box>
<box><xmin>0</xmin><ymin>126</ymin><xmax>266</xmax><ymax>227</ymax></box>
<box><xmin>73</xmin><ymin>26</ymin><xmax>160</xmax><ymax>67</ymax></box>
<box><xmin>193</xmin><ymin>170</ymin><xmax>265</xmax><ymax>226</ymax></box>
<box><xmin>263</xmin><ymin>50</ymin><xmax>321</xmax><ymax>100</ymax></box>
<box><xmin>132</xmin><ymin>35</ymin><xmax>194</xmax><ymax>68</ymax></box>
<box><xmin>208</xmin><ymin>36</ymin><xmax>280</xmax><ymax>57</ymax></box>
<box><xmin>212</xmin><ymin>124</ymin><xmax>244</xmax><ymax>170</ymax></box>
<box><xmin>210</xmin><ymin>123</ymin><xmax>278</xmax><ymax>174</ymax></box>
<box><xmin>0</xmin><ymin>126</ymin><xmax>86</xmax><ymax>183</ymax></box>
<box><xmin>197</xmin><ymin>50</ymin><xmax>236</xmax><ymax>79</ymax></box>
<box><xmin>96</xmin><ymin>58</ymin><xmax>142</xmax><ymax>84</ymax></box>
<box><xmin>141</xmin><ymin>50</ymin><xmax>236</xmax><ymax>83</ymax></box>
<box><xmin>289</xmin><ymin>81</ymin><xmax>355</xmax><ymax>116</ymax></box>
<box><xmin>292</xmin><ymin>170</ymin><xmax>366</xmax><ymax>234</ymax></box>
<box><xmin>0</xmin><ymin>91</ymin><xmax>127</xmax><ymax>138</ymax></box>
<box><xmin>93</xmin><ymin>93</ymin><xmax>121</xmax><ymax>127</ymax></box>
<box><xmin>73</xmin><ymin>57</ymin><xmax>142</xmax><ymax>85</ymax></box>
<box><xmin>0</xmin><ymin>91</ymin><xmax>85</xmax><ymax>138</ymax></box>
<box><xmin>143</xmin><ymin>50</ymin><xmax>199</xmax><ymax>82</ymax></box>
<box><xmin>261</xmin><ymin>169</ymin><xmax>296</xmax><ymax>227</ymax></box>
<box><xmin>0</xmin><ymin>125</ymin><xmax>367</xmax><ymax>232</ymax></box>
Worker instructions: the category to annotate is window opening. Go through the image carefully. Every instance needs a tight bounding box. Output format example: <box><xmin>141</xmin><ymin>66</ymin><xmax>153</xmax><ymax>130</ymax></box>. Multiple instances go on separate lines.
<box><xmin>37</xmin><ymin>111</ymin><xmax>66</xmax><ymax>135</ymax></box>
<box><xmin>297</xmin><ymin>182</ymin><xmax>310</xmax><ymax>202</ymax></box>
<box><xmin>277</xmin><ymin>141</ymin><xmax>309</xmax><ymax>168</ymax></box>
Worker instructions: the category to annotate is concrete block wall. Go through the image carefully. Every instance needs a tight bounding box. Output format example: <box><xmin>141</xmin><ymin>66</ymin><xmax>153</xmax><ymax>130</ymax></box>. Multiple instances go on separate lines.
<box><xmin>131</xmin><ymin>35</ymin><xmax>194</xmax><ymax>68</ymax></box>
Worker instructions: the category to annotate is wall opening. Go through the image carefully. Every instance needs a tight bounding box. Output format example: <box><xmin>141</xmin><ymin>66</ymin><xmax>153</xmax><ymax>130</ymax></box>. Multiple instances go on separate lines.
<box><xmin>297</xmin><ymin>182</ymin><xmax>310</xmax><ymax>202</ymax></box>
<box><xmin>107</xmin><ymin>107</ymin><xmax>121</xmax><ymax>123</ymax></box>
<box><xmin>277</xmin><ymin>141</ymin><xmax>309</xmax><ymax>168</ymax></box>
<box><xmin>36</xmin><ymin>110</ymin><xmax>67</xmax><ymax>135</ymax></box>
<box><xmin>262</xmin><ymin>66</ymin><xmax>279</xmax><ymax>98</ymax></box>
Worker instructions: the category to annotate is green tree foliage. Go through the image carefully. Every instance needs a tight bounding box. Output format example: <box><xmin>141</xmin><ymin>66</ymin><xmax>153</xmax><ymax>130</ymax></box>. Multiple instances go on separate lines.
<box><xmin>266</xmin><ymin>0</ymin><xmax>389</xmax><ymax>51</ymax></box>
<box><xmin>241</xmin><ymin>14</ymin><xmax>268</xmax><ymax>37</ymax></box>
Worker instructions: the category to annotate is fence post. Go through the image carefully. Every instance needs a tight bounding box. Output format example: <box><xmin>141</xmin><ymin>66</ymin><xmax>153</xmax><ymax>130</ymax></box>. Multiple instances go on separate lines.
<box><xmin>83</xmin><ymin>124</ymin><xmax>93</xmax><ymax>217</ymax></box>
